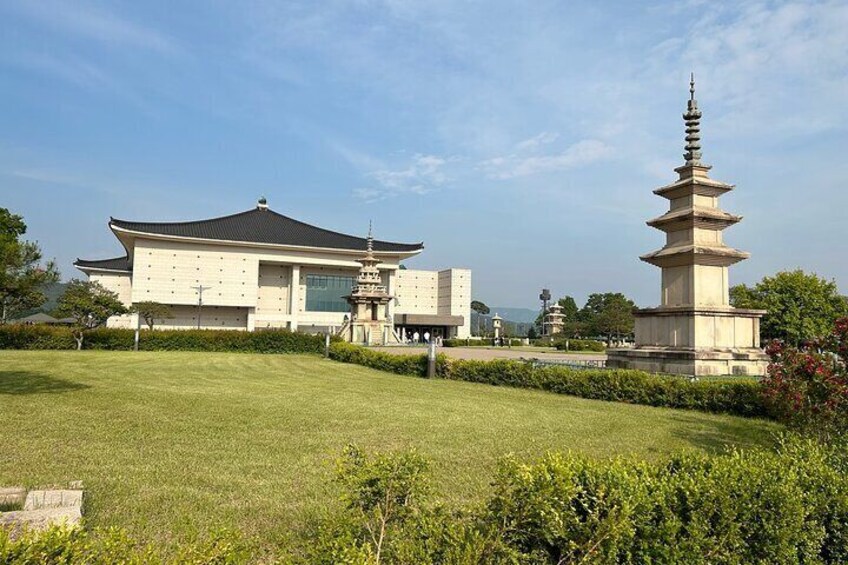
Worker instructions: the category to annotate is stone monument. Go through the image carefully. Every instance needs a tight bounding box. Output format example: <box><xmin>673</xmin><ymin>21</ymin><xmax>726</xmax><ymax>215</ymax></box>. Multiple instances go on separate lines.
<box><xmin>607</xmin><ymin>76</ymin><xmax>768</xmax><ymax>376</ymax></box>
<box><xmin>544</xmin><ymin>304</ymin><xmax>565</xmax><ymax>335</ymax></box>
<box><xmin>340</xmin><ymin>224</ymin><xmax>400</xmax><ymax>346</ymax></box>
<box><xmin>492</xmin><ymin>313</ymin><xmax>503</xmax><ymax>340</ymax></box>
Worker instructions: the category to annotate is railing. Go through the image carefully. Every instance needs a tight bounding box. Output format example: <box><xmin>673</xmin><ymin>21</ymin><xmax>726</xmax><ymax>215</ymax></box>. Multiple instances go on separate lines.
<box><xmin>525</xmin><ymin>358</ymin><xmax>607</xmax><ymax>370</ymax></box>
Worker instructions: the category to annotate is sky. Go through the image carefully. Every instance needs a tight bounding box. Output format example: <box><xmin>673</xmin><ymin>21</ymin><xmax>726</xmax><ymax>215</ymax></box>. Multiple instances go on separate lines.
<box><xmin>1</xmin><ymin>0</ymin><xmax>846</xmax><ymax>310</ymax></box>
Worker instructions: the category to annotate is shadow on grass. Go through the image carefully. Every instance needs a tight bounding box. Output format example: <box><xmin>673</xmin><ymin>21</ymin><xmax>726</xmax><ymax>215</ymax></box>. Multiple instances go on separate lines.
<box><xmin>0</xmin><ymin>371</ymin><xmax>90</xmax><ymax>395</ymax></box>
<box><xmin>668</xmin><ymin>412</ymin><xmax>778</xmax><ymax>455</ymax></box>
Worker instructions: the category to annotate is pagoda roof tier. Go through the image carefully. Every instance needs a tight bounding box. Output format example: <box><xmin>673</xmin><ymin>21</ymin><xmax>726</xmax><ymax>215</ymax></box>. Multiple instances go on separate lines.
<box><xmin>646</xmin><ymin>206</ymin><xmax>742</xmax><ymax>232</ymax></box>
<box><xmin>640</xmin><ymin>243</ymin><xmax>749</xmax><ymax>268</ymax></box>
<box><xmin>109</xmin><ymin>207</ymin><xmax>423</xmax><ymax>254</ymax></box>
<box><xmin>653</xmin><ymin>173</ymin><xmax>734</xmax><ymax>200</ymax></box>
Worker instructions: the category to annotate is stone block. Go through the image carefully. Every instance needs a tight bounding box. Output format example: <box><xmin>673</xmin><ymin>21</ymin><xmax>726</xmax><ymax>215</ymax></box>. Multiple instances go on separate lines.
<box><xmin>24</xmin><ymin>490</ymin><xmax>83</xmax><ymax>511</ymax></box>
<box><xmin>0</xmin><ymin>487</ymin><xmax>26</xmax><ymax>509</ymax></box>
<box><xmin>0</xmin><ymin>506</ymin><xmax>82</xmax><ymax>534</ymax></box>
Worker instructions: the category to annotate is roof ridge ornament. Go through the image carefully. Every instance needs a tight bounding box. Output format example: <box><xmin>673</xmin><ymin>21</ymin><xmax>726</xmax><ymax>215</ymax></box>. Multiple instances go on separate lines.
<box><xmin>257</xmin><ymin>196</ymin><xmax>268</xmax><ymax>210</ymax></box>
<box><xmin>683</xmin><ymin>72</ymin><xmax>703</xmax><ymax>166</ymax></box>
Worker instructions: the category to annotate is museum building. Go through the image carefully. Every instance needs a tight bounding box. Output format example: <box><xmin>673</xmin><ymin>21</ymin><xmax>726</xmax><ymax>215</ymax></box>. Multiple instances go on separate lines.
<box><xmin>75</xmin><ymin>198</ymin><xmax>471</xmax><ymax>339</ymax></box>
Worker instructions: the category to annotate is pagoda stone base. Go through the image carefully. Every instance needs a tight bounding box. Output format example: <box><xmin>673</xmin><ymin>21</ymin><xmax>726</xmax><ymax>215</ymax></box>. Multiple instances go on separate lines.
<box><xmin>607</xmin><ymin>346</ymin><xmax>768</xmax><ymax>376</ymax></box>
<box><xmin>607</xmin><ymin>305</ymin><xmax>768</xmax><ymax>376</ymax></box>
<box><xmin>345</xmin><ymin>321</ymin><xmax>401</xmax><ymax>346</ymax></box>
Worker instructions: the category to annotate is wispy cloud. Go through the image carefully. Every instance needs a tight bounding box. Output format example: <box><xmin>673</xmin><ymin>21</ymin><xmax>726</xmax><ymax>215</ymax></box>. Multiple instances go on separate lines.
<box><xmin>5</xmin><ymin>0</ymin><xmax>180</xmax><ymax>55</ymax></box>
<box><xmin>355</xmin><ymin>154</ymin><xmax>452</xmax><ymax>202</ymax></box>
<box><xmin>480</xmin><ymin>139</ymin><xmax>613</xmax><ymax>180</ymax></box>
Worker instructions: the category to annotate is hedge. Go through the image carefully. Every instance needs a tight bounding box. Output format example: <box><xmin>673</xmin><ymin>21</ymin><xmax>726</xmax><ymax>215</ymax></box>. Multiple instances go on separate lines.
<box><xmin>0</xmin><ymin>325</ymin><xmax>325</xmax><ymax>354</ymax></box>
<box><xmin>305</xmin><ymin>436</ymin><xmax>848</xmax><ymax>564</ymax></box>
<box><xmin>327</xmin><ymin>343</ymin><xmax>768</xmax><ymax>418</ymax></box>
<box><xmin>443</xmin><ymin>338</ymin><xmax>524</xmax><ymax>347</ymax></box>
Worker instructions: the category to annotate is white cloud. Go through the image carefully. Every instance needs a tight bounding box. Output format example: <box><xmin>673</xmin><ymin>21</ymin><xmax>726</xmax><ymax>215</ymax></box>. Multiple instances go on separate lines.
<box><xmin>355</xmin><ymin>154</ymin><xmax>451</xmax><ymax>201</ymax></box>
<box><xmin>515</xmin><ymin>132</ymin><xmax>560</xmax><ymax>151</ymax></box>
<box><xmin>481</xmin><ymin>139</ymin><xmax>613</xmax><ymax>180</ymax></box>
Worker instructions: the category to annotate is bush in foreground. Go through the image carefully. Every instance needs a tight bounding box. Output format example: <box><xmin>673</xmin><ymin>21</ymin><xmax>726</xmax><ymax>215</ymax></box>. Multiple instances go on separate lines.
<box><xmin>303</xmin><ymin>436</ymin><xmax>848</xmax><ymax>564</ymax></box>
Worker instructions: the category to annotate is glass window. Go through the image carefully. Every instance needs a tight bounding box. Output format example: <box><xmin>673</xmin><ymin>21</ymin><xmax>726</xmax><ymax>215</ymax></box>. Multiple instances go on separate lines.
<box><xmin>305</xmin><ymin>274</ymin><xmax>355</xmax><ymax>312</ymax></box>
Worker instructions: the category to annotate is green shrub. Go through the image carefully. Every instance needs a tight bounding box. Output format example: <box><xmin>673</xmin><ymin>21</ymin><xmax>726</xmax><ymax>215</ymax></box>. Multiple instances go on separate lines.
<box><xmin>328</xmin><ymin>341</ymin><xmax>449</xmax><ymax>377</ymax></box>
<box><xmin>307</xmin><ymin>437</ymin><xmax>848</xmax><ymax>564</ymax></box>
<box><xmin>0</xmin><ymin>525</ymin><xmax>249</xmax><ymax>564</ymax></box>
<box><xmin>0</xmin><ymin>325</ymin><xmax>324</xmax><ymax>354</ymax></box>
<box><xmin>440</xmin><ymin>359</ymin><xmax>767</xmax><ymax>418</ymax></box>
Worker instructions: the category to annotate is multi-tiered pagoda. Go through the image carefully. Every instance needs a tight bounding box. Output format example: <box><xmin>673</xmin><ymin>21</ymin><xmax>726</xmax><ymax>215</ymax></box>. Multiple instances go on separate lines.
<box><xmin>341</xmin><ymin>224</ymin><xmax>399</xmax><ymax>345</ymax></box>
<box><xmin>607</xmin><ymin>76</ymin><xmax>768</xmax><ymax>376</ymax></box>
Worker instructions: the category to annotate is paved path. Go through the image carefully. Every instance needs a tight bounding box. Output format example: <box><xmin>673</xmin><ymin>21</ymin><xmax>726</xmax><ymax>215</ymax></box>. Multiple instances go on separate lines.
<box><xmin>370</xmin><ymin>346</ymin><xmax>607</xmax><ymax>362</ymax></box>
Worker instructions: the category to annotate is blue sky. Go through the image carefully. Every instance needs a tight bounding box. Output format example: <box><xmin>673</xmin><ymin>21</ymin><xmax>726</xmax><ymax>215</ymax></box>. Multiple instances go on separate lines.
<box><xmin>1</xmin><ymin>0</ymin><xmax>846</xmax><ymax>309</ymax></box>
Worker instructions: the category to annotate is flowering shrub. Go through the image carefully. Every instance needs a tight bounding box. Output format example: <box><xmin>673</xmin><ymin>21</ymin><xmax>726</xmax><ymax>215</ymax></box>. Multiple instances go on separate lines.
<box><xmin>763</xmin><ymin>317</ymin><xmax>848</xmax><ymax>438</ymax></box>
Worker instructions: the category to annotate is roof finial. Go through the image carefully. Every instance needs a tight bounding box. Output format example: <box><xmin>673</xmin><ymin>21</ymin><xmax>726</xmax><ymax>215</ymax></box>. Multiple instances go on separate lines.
<box><xmin>683</xmin><ymin>72</ymin><xmax>703</xmax><ymax>165</ymax></box>
<box><xmin>366</xmin><ymin>220</ymin><xmax>374</xmax><ymax>253</ymax></box>
<box><xmin>257</xmin><ymin>196</ymin><xmax>268</xmax><ymax>210</ymax></box>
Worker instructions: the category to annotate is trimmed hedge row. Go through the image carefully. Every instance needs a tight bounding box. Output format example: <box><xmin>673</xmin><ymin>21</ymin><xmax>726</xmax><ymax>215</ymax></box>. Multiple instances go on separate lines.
<box><xmin>328</xmin><ymin>341</ymin><xmax>444</xmax><ymax>376</ymax></box>
<box><xmin>0</xmin><ymin>325</ymin><xmax>325</xmax><ymax>354</ymax></box>
<box><xmin>328</xmin><ymin>343</ymin><xmax>768</xmax><ymax>418</ymax></box>
<box><xmin>443</xmin><ymin>338</ymin><xmax>524</xmax><ymax>347</ymax></box>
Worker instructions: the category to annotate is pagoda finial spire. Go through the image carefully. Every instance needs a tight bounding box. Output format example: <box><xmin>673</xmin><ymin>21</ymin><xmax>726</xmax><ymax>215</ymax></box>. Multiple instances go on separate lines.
<box><xmin>683</xmin><ymin>73</ymin><xmax>703</xmax><ymax>165</ymax></box>
<box><xmin>366</xmin><ymin>220</ymin><xmax>374</xmax><ymax>253</ymax></box>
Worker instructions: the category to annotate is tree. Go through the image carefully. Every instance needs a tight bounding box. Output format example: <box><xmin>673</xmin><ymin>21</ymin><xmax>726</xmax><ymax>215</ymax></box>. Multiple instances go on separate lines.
<box><xmin>578</xmin><ymin>292</ymin><xmax>635</xmax><ymax>344</ymax></box>
<box><xmin>0</xmin><ymin>208</ymin><xmax>60</xmax><ymax>323</ymax></box>
<box><xmin>730</xmin><ymin>269</ymin><xmax>848</xmax><ymax>345</ymax></box>
<box><xmin>132</xmin><ymin>301</ymin><xmax>173</xmax><ymax>330</ymax></box>
<box><xmin>471</xmin><ymin>300</ymin><xmax>490</xmax><ymax>336</ymax></box>
<box><xmin>56</xmin><ymin>280</ymin><xmax>127</xmax><ymax>349</ymax></box>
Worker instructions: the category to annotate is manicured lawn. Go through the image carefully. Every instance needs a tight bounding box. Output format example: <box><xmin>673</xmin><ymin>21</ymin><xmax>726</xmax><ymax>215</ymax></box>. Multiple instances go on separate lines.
<box><xmin>0</xmin><ymin>351</ymin><xmax>780</xmax><ymax>553</ymax></box>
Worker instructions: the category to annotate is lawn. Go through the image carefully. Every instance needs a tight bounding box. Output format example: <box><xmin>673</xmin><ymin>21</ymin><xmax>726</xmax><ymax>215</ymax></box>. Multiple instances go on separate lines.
<box><xmin>0</xmin><ymin>350</ymin><xmax>780</xmax><ymax>554</ymax></box>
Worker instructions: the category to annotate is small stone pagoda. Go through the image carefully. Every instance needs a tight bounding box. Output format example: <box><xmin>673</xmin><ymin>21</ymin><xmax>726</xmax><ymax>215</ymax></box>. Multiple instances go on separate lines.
<box><xmin>607</xmin><ymin>76</ymin><xmax>768</xmax><ymax>376</ymax></box>
<box><xmin>544</xmin><ymin>304</ymin><xmax>565</xmax><ymax>335</ymax></box>
<box><xmin>341</xmin><ymin>224</ymin><xmax>399</xmax><ymax>346</ymax></box>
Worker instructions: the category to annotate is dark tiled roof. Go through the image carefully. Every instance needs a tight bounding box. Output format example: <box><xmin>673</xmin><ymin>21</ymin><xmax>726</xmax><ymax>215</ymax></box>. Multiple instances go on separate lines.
<box><xmin>109</xmin><ymin>208</ymin><xmax>424</xmax><ymax>253</ymax></box>
<box><xmin>74</xmin><ymin>256</ymin><xmax>132</xmax><ymax>272</ymax></box>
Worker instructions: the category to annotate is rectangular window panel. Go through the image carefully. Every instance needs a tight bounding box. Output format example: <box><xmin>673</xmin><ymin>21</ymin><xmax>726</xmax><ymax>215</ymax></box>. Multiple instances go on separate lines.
<box><xmin>305</xmin><ymin>274</ymin><xmax>355</xmax><ymax>312</ymax></box>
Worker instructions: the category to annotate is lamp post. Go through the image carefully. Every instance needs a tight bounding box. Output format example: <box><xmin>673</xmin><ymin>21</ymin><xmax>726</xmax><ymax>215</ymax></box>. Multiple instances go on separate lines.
<box><xmin>191</xmin><ymin>285</ymin><xmax>212</xmax><ymax>330</ymax></box>
<box><xmin>539</xmin><ymin>288</ymin><xmax>551</xmax><ymax>337</ymax></box>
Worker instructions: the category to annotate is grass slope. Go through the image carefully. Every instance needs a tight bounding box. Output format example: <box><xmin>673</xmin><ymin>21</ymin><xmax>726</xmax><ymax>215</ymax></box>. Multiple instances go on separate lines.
<box><xmin>0</xmin><ymin>351</ymin><xmax>779</xmax><ymax>553</ymax></box>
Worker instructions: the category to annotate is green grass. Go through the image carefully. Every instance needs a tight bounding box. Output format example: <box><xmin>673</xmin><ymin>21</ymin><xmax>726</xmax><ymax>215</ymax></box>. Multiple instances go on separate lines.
<box><xmin>0</xmin><ymin>350</ymin><xmax>780</xmax><ymax>554</ymax></box>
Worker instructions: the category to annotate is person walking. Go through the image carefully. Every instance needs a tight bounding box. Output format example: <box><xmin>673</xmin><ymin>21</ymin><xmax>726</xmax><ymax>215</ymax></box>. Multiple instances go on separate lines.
<box><xmin>424</xmin><ymin>331</ymin><xmax>431</xmax><ymax>344</ymax></box>
<box><xmin>413</xmin><ymin>331</ymin><xmax>420</xmax><ymax>344</ymax></box>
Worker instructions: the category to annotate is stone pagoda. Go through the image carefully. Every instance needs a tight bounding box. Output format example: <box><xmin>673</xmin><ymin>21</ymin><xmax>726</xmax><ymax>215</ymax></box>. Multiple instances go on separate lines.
<box><xmin>341</xmin><ymin>224</ymin><xmax>399</xmax><ymax>346</ymax></box>
<box><xmin>544</xmin><ymin>304</ymin><xmax>565</xmax><ymax>335</ymax></box>
<box><xmin>607</xmin><ymin>76</ymin><xmax>768</xmax><ymax>376</ymax></box>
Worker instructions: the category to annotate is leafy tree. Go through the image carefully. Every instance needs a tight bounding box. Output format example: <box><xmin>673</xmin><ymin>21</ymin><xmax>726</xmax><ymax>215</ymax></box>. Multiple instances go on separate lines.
<box><xmin>56</xmin><ymin>280</ymin><xmax>127</xmax><ymax>349</ymax></box>
<box><xmin>132</xmin><ymin>301</ymin><xmax>173</xmax><ymax>330</ymax></box>
<box><xmin>730</xmin><ymin>269</ymin><xmax>848</xmax><ymax>345</ymax></box>
<box><xmin>471</xmin><ymin>300</ymin><xmax>490</xmax><ymax>336</ymax></box>
<box><xmin>0</xmin><ymin>208</ymin><xmax>60</xmax><ymax>323</ymax></box>
<box><xmin>527</xmin><ymin>326</ymin><xmax>538</xmax><ymax>340</ymax></box>
<box><xmin>578</xmin><ymin>292</ymin><xmax>635</xmax><ymax>344</ymax></box>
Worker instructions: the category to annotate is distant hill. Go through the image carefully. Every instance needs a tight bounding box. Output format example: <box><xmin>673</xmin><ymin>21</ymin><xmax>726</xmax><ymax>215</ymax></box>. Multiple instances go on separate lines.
<box><xmin>488</xmin><ymin>307</ymin><xmax>539</xmax><ymax>324</ymax></box>
<box><xmin>14</xmin><ymin>281</ymin><xmax>68</xmax><ymax>318</ymax></box>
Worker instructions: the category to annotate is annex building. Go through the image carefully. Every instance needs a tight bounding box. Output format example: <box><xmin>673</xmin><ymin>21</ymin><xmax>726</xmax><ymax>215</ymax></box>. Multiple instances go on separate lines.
<box><xmin>75</xmin><ymin>198</ymin><xmax>471</xmax><ymax>339</ymax></box>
